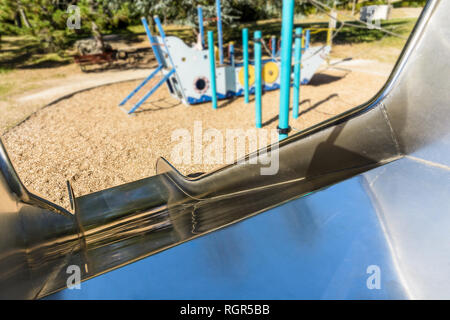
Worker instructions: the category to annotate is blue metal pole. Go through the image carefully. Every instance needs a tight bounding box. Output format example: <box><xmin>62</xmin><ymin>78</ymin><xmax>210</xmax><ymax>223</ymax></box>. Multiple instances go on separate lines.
<box><xmin>197</xmin><ymin>6</ymin><xmax>205</xmax><ymax>48</ymax></box>
<box><xmin>119</xmin><ymin>65</ymin><xmax>163</xmax><ymax>106</ymax></box>
<box><xmin>208</xmin><ymin>31</ymin><xmax>218</xmax><ymax>110</ymax></box>
<box><xmin>254</xmin><ymin>31</ymin><xmax>262</xmax><ymax>129</ymax></box>
<box><xmin>293</xmin><ymin>27</ymin><xmax>303</xmax><ymax>119</ymax></box>
<box><xmin>128</xmin><ymin>69</ymin><xmax>175</xmax><ymax>114</ymax></box>
<box><xmin>278</xmin><ymin>0</ymin><xmax>295</xmax><ymax>140</ymax></box>
<box><xmin>242</xmin><ymin>28</ymin><xmax>250</xmax><ymax>104</ymax></box>
<box><xmin>141</xmin><ymin>17</ymin><xmax>163</xmax><ymax>66</ymax></box>
<box><xmin>305</xmin><ymin>29</ymin><xmax>310</xmax><ymax>50</ymax></box>
<box><xmin>229</xmin><ymin>42</ymin><xmax>235</xmax><ymax>66</ymax></box>
<box><xmin>271</xmin><ymin>36</ymin><xmax>277</xmax><ymax>58</ymax></box>
<box><xmin>153</xmin><ymin>16</ymin><xmax>167</xmax><ymax>38</ymax></box>
<box><xmin>216</xmin><ymin>0</ymin><xmax>224</xmax><ymax>65</ymax></box>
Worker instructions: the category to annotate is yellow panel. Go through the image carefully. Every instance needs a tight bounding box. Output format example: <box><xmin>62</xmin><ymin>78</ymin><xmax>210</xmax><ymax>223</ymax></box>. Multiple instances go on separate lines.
<box><xmin>238</xmin><ymin>65</ymin><xmax>255</xmax><ymax>86</ymax></box>
<box><xmin>262</xmin><ymin>62</ymin><xmax>279</xmax><ymax>84</ymax></box>
<box><xmin>214</xmin><ymin>46</ymin><xmax>219</xmax><ymax>61</ymax></box>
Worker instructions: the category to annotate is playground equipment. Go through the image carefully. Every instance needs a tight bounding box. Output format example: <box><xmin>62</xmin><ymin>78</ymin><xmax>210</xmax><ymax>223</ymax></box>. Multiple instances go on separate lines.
<box><xmin>118</xmin><ymin>0</ymin><xmax>332</xmax><ymax>117</ymax></box>
<box><xmin>1</xmin><ymin>0</ymin><xmax>448</xmax><ymax>300</ymax></box>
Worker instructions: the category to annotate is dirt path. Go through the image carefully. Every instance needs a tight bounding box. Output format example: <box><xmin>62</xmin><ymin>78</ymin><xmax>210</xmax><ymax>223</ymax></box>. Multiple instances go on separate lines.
<box><xmin>17</xmin><ymin>68</ymin><xmax>154</xmax><ymax>105</ymax></box>
<box><xmin>2</xmin><ymin>59</ymin><xmax>392</xmax><ymax>210</ymax></box>
<box><xmin>0</xmin><ymin>65</ymin><xmax>154</xmax><ymax>134</ymax></box>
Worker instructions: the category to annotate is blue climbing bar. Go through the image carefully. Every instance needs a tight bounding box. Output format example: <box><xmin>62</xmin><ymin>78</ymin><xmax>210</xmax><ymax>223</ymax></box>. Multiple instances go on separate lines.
<box><xmin>305</xmin><ymin>29</ymin><xmax>310</xmax><ymax>50</ymax></box>
<box><xmin>128</xmin><ymin>69</ymin><xmax>175</xmax><ymax>114</ymax></box>
<box><xmin>197</xmin><ymin>6</ymin><xmax>205</xmax><ymax>48</ymax></box>
<box><xmin>271</xmin><ymin>36</ymin><xmax>277</xmax><ymax>58</ymax></box>
<box><xmin>254</xmin><ymin>31</ymin><xmax>262</xmax><ymax>128</ymax></box>
<box><xmin>229</xmin><ymin>42</ymin><xmax>235</xmax><ymax>66</ymax></box>
<box><xmin>141</xmin><ymin>17</ymin><xmax>163</xmax><ymax>66</ymax></box>
<box><xmin>293</xmin><ymin>27</ymin><xmax>303</xmax><ymax>119</ymax></box>
<box><xmin>216</xmin><ymin>0</ymin><xmax>224</xmax><ymax>65</ymax></box>
<box><xmin>208</xmin><ymin>31</ymin><xmax>218</xmax><ymax>110</ymax></box>
<box><xmin>242</xmin><ymin>28</ymin><xmax>250</xmax><ymax>104</ymax></box>
<box><xmin>278</xmin><ymin>0</ymin><xmax>295</xmax><ymax>140</ymax></box>
<box><xmin>119</xmin><ymin>65</ymin><xmax>163</xmax><ymax>106</ymax></box>
<box><xmin>153</xmin><ymin>16</ymin><xmax>166</xmax><ymax>39</ymax></box>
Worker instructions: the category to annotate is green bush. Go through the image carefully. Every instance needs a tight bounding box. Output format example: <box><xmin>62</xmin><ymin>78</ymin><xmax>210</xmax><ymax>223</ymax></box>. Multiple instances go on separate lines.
<box><xmin>393</xmin><ymin>1</ymin><xmax>427</xmax><ymax>8</ymax></box>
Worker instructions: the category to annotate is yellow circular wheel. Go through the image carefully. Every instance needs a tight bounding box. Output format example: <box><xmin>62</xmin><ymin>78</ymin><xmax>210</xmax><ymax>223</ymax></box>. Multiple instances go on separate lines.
<box><xmin>262</xmin><ymin>61</ymin><xmax>279</xmax><ymax>84</ymax></box>
<box><xmin>238</xmin><ymin>65</ymin><xmax>255</xmax><ymax>87</ymax></box>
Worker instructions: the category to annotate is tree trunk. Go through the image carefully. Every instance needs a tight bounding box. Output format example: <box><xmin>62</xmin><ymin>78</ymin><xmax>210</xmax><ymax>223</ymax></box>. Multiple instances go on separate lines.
<box><xmin>91</xmin><ymin>21</ymin><xmax>105</xmax><ymax>53</ymax></box>
<box><xmin>19</xmin><ymin>8</ymin><xmax>32</xmax><ymax>28</ymax></box>
<box><xmin>88</xmin><ymin>0</ymin><xmax>105</xmax><ymax>53</ymax></box>
<box><xmin>14</xmin><ymin>11</ymin><xmax>22</xmax><ymax>28</ymax></box>
<box><xmin>17</xmin><ymin>0</ymin><xmax>31</xmax><ymax>28</ymax></box>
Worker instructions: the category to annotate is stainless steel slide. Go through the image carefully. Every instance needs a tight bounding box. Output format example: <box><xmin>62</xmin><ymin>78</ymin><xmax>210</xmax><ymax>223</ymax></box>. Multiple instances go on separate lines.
<box><xmin>0</xmin><ymin>0</ymin><xmax>448</xmax><ymax>299</ymax></box>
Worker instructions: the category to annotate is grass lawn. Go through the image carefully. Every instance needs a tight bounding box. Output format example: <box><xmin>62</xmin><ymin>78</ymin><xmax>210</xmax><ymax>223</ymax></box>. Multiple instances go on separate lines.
<box><xmin>127</xmin><ymin>15</ymin><xmax>417</xmax><ymax>63</ymax></box>
<box><xmin>0</xmin><ymin>36</ymin><xmax>72</xmax><ymax>70</ymax></box>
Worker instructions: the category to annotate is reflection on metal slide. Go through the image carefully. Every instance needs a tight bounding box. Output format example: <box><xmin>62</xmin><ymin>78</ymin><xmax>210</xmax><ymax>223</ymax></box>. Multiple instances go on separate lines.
<box><xmin>0</xmin><ymin>0</ymin><xmax>448</xmax><ymax>299</ymax></box>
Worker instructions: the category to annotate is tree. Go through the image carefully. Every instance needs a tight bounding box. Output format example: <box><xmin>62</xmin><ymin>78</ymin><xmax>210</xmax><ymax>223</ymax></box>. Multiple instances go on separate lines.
<box><xmin>0</xmin><ymin>0</ymin><xmax>322</xmax><ymax>53</ymax></box>
<box><xmin>0</xmin><ymin>0</ymin><xmax>30</xmax><ymax>33</ymax></box>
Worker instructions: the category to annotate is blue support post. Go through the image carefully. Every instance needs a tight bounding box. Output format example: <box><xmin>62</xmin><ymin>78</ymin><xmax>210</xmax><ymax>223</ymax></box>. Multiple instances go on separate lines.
<box><xmin>242</xmin><ymin>29</ymin><xmax>250</xmax><ymax>104</ymax></box>
<box><xmin>197</xmin><ymin>6</ymin><xmax>205</xmax><ymax>48</ymax></box>
<box><xmin>254</xmin><ymin>31</ymin><xmax>262</xmax><ymax>129</ymax></box>
<box><xmin>141</xmin><ymin>17</ymin><xmax>163</xmax><ymax>66</ymax></box>
<box><xmin>153</xmin><ymin>16</ymin><xmax>167</xmax><ymax>39</ymax></box>
<box><xmin>271</xmin><ymin>36</ymin><xmax>277</xmax><ymax>58</ymax></box>
<box><xmin>119</xmin><ymin>65</ymin><xmax>163</xmax><ymax>106</ymax></box>
<box><xmin>216</xmin><ymin>0</ymin><xmax>224</xmax><ymax>65</ymax></box>
<box><xmin>208</xmin><ymin>31</ymin><xmax>218</xmax><ymax>110</ymax></box>
<box><xmin>278</xmin><ymin>0</ymin><xmax>295</xmax><ymax>140</ymax></box>
<box><xmin>119</xmin><ymin>17</ymin><xmax>166</xmax><ymax>108</ymax></box>
<box><xmin>305</xmin><ymin>29</ymin><xmax>310</xmax><ymax>50</ymax></box>
<box><xmin>229</xmin><ymin>42</ymin><xmax>235</xmax><ymax>66</ymax></box>
<box><xmin>128</xmin><ymin>69</ymin><xmax>175</xmax><ymax>114</ymax></box>
<box><xmin>293</xmin><ymin>27</ymin><xmax>303</xmax><ymax>119</ymax></box>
